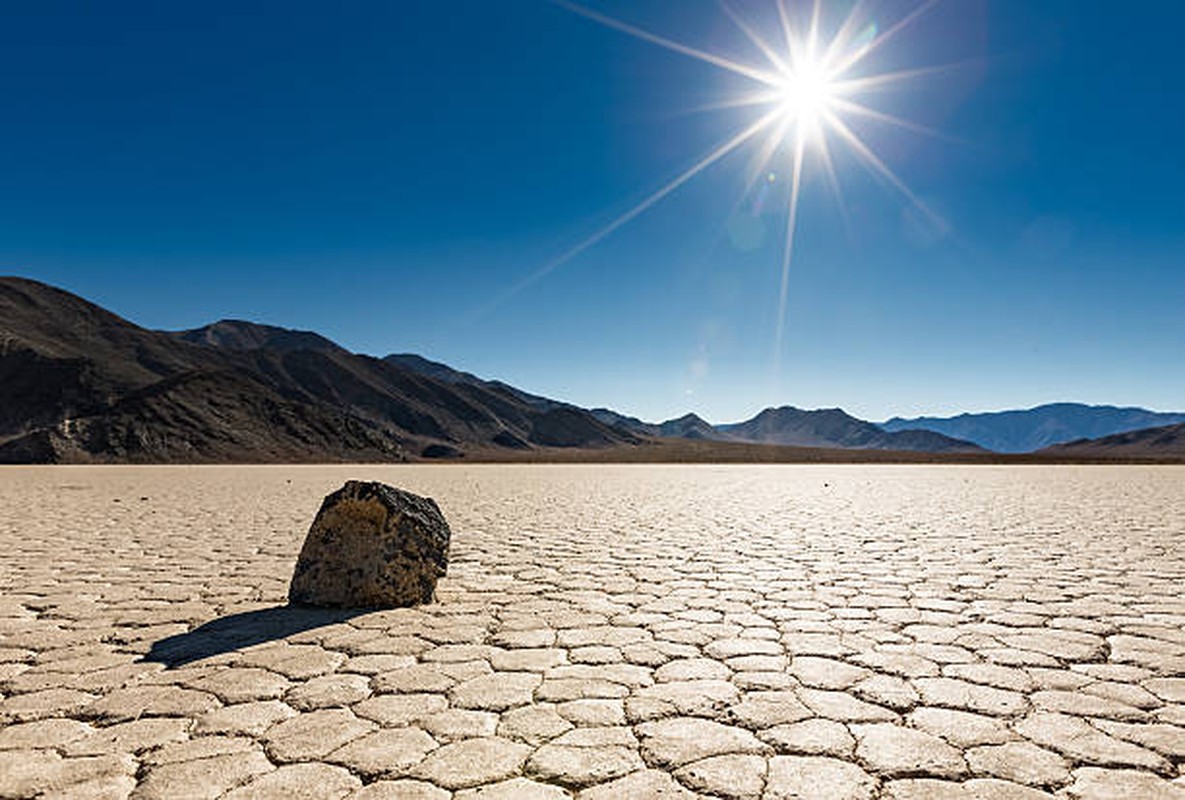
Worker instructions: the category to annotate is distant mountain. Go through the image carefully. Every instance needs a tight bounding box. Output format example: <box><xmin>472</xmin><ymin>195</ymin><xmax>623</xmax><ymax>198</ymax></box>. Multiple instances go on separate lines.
<box><xmin>1040</xmin><ymin>422</ymin><xmax>1185</xmax><ymax>459</ymax></box>
<box><xmin>0</xmin><ymin>277</ymin><xmax>636</xmax><ymax>463</ymax></box>
<box><xmin>880</xmin><ymin>403</ymin><xmax>1185</xmax><ymax>453</ymax></box>
<box><xmin>655</xmin><ymin>413</ymin><xmax>721</xmax><ymax>440</ymax></box>
<box><xmin>719</xmin><ymin>406</ymin><xmax>985</xmax><ymax>453</ymax></box>
<box><xmin>592</xmin><ymin>406</ymin><xmax>980</xmax><ymax>452</ymax></box>
<box><xmin>589</xmin><ymin>409</ymin><xmax>724</xmax><ymax>440</ymax></box>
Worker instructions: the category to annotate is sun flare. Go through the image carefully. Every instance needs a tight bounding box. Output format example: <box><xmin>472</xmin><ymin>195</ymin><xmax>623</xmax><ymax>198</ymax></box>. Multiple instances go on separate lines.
<box><xmin>494</xmin><ymin>1</ymin><xmax>954</xmax><ymax>367</ymax></box>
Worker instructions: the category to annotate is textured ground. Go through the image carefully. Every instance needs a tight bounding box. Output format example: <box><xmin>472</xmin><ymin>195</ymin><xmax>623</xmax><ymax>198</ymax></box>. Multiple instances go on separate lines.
<box><xmin>1</xmin><ymin>464</ymin><xmax>1184</xmax><ymax>800</ymax></box>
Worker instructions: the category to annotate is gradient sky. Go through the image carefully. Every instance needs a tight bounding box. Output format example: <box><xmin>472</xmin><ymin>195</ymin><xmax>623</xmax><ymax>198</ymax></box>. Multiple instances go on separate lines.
<box><xmin>3</xmin><ymin>1</ymin><xmax>1183</xmax><ymax>423</ymax></box>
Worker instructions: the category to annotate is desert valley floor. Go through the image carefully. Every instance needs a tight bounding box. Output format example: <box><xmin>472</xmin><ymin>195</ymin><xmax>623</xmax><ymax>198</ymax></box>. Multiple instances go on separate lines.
<box><xmin>1</xmin><ymin>464</ymin><xmax>1184</xmax><ymax>799</ymax></box>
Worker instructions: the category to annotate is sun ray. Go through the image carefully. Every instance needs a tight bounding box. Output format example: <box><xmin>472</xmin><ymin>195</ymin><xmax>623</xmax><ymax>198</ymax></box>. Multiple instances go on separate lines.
<box><xmin>813</xmin><ymin>126</ymin><xmax>854</xmax><ymax>239</ymax></box>
<box><xmin>807</xmin><ymin>0</ymin><xmax>823</xmax><ymax>61</ymax></box>
<box><xmin>477</xmin><ymin>108</ymin><xmax>782</xmax><ymax>316</ymax></box>
<box><xmin>830</xmin><ymin>97</ymin><xmax>969</xmax><ymax>144</ymax></box>
<box><xmin>821</xmin><ymin>0</ymin><xmax>872</xmax><ymax>70</ymax></box>
<box><xmin>551</xmin><ymin>0</ymin><xmax>779</xmax><ymax>87</ymax></box>
<box><xmin>826</xmin><ymin>0</ymin><xmax>943</xmax><ymax>78</ymax></box>
<box><xmin>745</xmin><ymin>117</ymin><xmax>791</xmax><ymax>191</ymax></box>
<box><xmin>775</xmin><ymin>0</ymin><xmax>798</xmax><ymax>65</ymax></box>
<box><xmin>831</xmin><ymin>60</ymin><xmax>974</xmax><ymax>94</ymax></box>
<box><xmin>719</xmin><ymin>0</ymin><xmax>789</xmax><ymax>75</ymax></box>
<box><xmin>824</xmin><ymin>109</ymin><xmax>946</xmax><ymax>230</ymax></box>
<box><xmin>774</xmin><ymin>129</ymin><xmax>807</xmax><ymax>371</ymax></box>
<box><xmin>680</xmin><ymin>90</ymin><xmax>785</xmax><ymax>117</ymax></box>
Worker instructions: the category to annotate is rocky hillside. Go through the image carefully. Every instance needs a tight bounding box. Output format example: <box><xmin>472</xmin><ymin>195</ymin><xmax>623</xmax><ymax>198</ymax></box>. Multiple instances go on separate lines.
<box><xmin>0</xmin><ymin>278</ymin><xmax>636</xmax><ymax>463</ymax></box>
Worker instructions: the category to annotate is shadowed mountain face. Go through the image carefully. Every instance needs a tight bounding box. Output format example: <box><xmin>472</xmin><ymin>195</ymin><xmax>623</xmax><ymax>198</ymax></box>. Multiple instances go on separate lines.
<box><xmin>880</xmin><ymin>403</ymin><xmax>1185</xmax><ymax>453</ymax></box>
<box><xmin>0</xmin><ymin>278</ymin><xmax>635</xmax><ymax>463</ymax></box>
<box><xmin>719</xmin><ymin>406</ymin><xmax>985</xmax><ymax>453</ymax></box>
<box><xmin>1039</xmin><ymin>422</ymin><xmax>1185</xmax><ymax>458</ymax></box>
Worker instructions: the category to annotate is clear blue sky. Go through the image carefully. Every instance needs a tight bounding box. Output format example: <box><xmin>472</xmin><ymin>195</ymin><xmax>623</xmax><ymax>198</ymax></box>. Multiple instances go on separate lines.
<box><xmin>3</xmin><ymin>1</ymin><xmax>1183</xmax><ymax>422</ymax></box>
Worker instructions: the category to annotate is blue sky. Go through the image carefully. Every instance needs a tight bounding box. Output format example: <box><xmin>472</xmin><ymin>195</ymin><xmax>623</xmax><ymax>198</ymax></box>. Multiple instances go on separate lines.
<box><xmin>3</xmin><ymin>1</ymin><xmax>1183</xmax><ymax>422</ymax></box>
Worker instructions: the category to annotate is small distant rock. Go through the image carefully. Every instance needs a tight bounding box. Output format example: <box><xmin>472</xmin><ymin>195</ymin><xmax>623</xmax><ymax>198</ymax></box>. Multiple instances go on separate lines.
<box><xmin>288</xmin><ymin>481</ymin><xmax>451</xmax><ymax>608</ymax></box>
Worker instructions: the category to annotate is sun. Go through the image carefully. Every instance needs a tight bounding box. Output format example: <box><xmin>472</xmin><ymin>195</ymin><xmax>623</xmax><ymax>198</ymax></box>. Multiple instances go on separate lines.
<box><xmin>774</xmin><ymin>59</ymin><xmax>836</xmax><ymax>138</ymax></box>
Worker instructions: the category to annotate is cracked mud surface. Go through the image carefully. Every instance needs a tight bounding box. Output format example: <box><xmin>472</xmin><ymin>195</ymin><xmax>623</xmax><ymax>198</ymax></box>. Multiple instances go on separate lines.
<box><xmin>1</xmin><ymin>464</ymin><xmax>1183</xmax><ymax>799</ymax></box>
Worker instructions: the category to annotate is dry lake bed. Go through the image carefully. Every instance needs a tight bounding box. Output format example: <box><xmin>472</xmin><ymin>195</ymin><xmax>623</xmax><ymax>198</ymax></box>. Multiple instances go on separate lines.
<box><xmin>1</xmin><ymin>464</ymin><xmax>1184</xmax><ymax>799</ymax></box>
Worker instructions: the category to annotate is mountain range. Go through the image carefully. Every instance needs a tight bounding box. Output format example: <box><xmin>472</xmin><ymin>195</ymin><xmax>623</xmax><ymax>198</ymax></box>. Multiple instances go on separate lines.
<box><xmin>880</xmin><ymin>404</ymin><xmax>1185</xmax><ymax>453</ymax></box>
<box><xmin>378</xmin><ymin>357</ymin><xmax>983</xmax><ymax>453</ymax></box>
<box><xmin>1</xmin><ymin>276</ymin><xmax>1181</xmax><ymax>463</ymax></box>
<box><xmin>380</xmin><ymin>361</ymin><xmax>984</xmax><ymax>452</ymax></box>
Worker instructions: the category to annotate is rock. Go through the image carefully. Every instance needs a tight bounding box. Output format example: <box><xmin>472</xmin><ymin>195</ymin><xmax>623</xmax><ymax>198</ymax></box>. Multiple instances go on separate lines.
<box><xmin>288</xmin><ymin>481</ymin><xmax>450</xmax><ymax>608</ymax></box>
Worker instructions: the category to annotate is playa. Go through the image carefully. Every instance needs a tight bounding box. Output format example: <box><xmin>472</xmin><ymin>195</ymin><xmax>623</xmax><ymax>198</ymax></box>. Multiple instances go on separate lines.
<box><xmin>1</xmin><ymin>464</ymin><xmax>1183</xmax><ymax>798</ymax></box>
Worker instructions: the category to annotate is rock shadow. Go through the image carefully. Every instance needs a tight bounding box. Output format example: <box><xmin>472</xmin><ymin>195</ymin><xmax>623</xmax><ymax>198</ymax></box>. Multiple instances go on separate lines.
<box><xmin>141</xmin><ymin>605</ymin><xmax>366</xmax><ymax>668</ymax></box>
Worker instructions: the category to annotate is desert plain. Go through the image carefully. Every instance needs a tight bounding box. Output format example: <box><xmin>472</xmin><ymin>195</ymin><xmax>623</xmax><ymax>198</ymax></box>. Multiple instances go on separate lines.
<box><xmin>1</xmin><ymin>464</ymin><xmax>1184</xmax><ymax>799</ymax></box>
